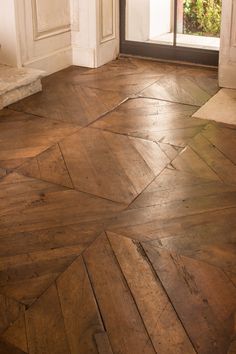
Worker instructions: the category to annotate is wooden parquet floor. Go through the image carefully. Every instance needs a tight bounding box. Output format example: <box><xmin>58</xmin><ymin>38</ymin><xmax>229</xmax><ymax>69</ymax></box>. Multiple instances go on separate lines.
<box><xmin>0</xmin><ymin>58</ymin><xmax>235</xmax><ymax>354</ymax></box>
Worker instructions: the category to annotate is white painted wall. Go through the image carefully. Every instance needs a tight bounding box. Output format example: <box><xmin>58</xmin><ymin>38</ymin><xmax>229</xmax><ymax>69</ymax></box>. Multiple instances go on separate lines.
<box><xmin>150</xmin><ymin>0</ymin><xmax>172</xmax><ymax>38</ymax></box>
<box><xmin>0</xmin><ymin>0</ymin><xmax>119</xmax><ymax>73</ymax></box>
<box><xmin>219</xmin><ymin>0</ymin><xmax>236</xmax><ymax>88</ymax></box>
<box><xmin>0</xmin><ymin>0</ymin><xmax>21</xmax><ymax>66</ymax></box>
<box><xmin>71</xmin><ymin>0</ymin><xmax>119</xmax><ymax>68</ymax></box>
<box><xmin>126</xmin><ymin>0</ymin><xmax>150</xmax><ymax>42</ymax></box>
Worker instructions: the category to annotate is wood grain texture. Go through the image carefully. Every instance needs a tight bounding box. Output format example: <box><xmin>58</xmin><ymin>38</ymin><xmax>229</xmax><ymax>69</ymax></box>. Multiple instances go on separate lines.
<box><xmin>0</xmin><ymin>341</ymin><xmax>27</xmax><ymax>354</ymax></box>
<box><xmin>0</xmin><ymin>58</ymin><xmax>234</xmax><ymax>353</ymax></box>
<box><xmin>0</xmin><ymin>314</ymin><xmax>28</xmax><ymax>353</ymax></box>
<box><xmin>17</xmin><ymin>144</ymin><xmax>73</xmax><ymax>188</ymax></box>
<box><xmin>95</xmin><ymin>332</ymin><xmax>113</xmax><ymax>354</ymax></box>
<box><xmin>0</xmin><ymin>109</ymin><xmax>78</xmax><ymax>170</ymax></box>
<box><xmin>84</xmin><ymin>233</ymin><xmax>156</xmax><ymax>354</ymax></box>
<box><xmin>60</xmin><ymin>128</ymin><xmax>169</xmax><ymax>203</ymax></box>
<box><xmin>143</xmin><ymin>245</ymin><xmax>236</xmax><ymax>354</ymax></box>
<box><xmin>25</xmin><ymin>284</ymin><xmax>70</xmax><ymax>354</ymax></box>
<box><xmin>92</xmin><ymin>98</ymin><xmax>205</xmax><ymax>147</ymax></box>
<box><xmin>0</xmin><ymin>172</ymin><xmax>123</xmax><ymax>305</ymax></box>
<box><xmin>141</xmin><ymin>73</ymin><xmax>219</xmax><ymax>106</ymax></box>
<box><xmin>108</xmin><ymin>232</ymin><xmax>196</xmax><ymax>354</ymax></box>
<box><xmin>57</xmin><ymin>256</ymin><xmax>104</xmax><ymax>354</ymax></box>
<box><xmin>0</xmin><ymin>294</ymin><xmax>24</xmax><ymax>335</ymax></box>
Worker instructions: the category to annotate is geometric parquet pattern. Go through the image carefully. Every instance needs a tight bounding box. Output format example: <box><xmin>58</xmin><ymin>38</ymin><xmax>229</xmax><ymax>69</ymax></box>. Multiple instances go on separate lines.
<box><xmin>0</xmin><ymin>57</ymin><xmax>235</xmax><ymax>353</ymax></box>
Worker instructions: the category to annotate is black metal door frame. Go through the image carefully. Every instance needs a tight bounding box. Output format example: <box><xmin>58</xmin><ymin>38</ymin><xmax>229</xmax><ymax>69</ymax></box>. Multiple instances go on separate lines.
<box><xmin>120</xmin><ymin>0</ymin><xmax>219</xmax><ymax>66</ymax></box>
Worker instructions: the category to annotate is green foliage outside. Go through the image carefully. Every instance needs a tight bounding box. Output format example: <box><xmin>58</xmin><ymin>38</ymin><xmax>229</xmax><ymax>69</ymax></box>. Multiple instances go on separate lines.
<box><xmin>183</xmin><ymin>0</ymin><xmax>222</xmax><ymax>37</ymax></box>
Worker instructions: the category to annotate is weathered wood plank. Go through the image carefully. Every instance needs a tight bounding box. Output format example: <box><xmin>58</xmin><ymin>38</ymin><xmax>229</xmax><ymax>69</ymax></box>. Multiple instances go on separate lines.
<box><xmin>57</xmin><ymin>256</ymin><xmax>104</xmax><ymax>354</ymax></box>
<box><xmin>25</xmin><ymin>284</ymin><xmax>70</xmax><ymax>354</ymax></box>
<box><xmin>143</xmin><ymin>245</ymin><xmax>236</xmax><ymax>354</ymax></box>
<box><xmin>84</xmin><ymin>233</ymin><xmax>156</xmax><ymax>354</ymax></box>
<box><xmin>108</xmin><ymin>232</ymin><xmax>196</xmax><ymax>354</ymax></box>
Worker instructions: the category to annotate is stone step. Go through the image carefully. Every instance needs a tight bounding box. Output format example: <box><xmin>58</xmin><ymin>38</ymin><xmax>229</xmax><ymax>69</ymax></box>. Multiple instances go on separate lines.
<box><xmin>0</xmin><ymin>64</ymin><xmax>44</xmax><ymax>109</ymax></box>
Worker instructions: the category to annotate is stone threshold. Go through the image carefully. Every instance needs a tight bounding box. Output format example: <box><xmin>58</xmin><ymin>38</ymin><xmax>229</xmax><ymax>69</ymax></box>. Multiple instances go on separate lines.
<box><xmin>0</xmin><ymin>64</ymin><xmax>44</xmax><ymax>109</ymax></box>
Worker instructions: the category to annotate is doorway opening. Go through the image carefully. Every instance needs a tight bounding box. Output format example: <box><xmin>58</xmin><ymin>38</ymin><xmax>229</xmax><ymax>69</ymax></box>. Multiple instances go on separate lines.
<box><xmin>121</xmin><ymin>0</ymin><xmax>222</xmax><ymax>66</ymax></box>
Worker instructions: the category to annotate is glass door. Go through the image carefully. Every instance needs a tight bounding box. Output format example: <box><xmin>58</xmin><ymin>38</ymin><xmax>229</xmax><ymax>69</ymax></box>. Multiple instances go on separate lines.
<box><xmin>120</xmin><ymin>0</ymin><xmax>221</xmax><ymax>66</ymax></box>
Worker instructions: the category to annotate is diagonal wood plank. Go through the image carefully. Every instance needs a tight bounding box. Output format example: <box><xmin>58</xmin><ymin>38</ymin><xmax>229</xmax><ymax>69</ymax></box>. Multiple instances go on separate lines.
<box><xmin>25</xmin><ymin>284</ymin><xmax>70</xmax><ymax>354</ymax></box>
<box><xmin>0</xmin><ymin>172</ymin><xmax>123</xmax><ymax>305</ymax></box>
<box><xmin>189</xmin><ymin>133</ymin><xmax>236</xmax><ymax>185</ymax></box>
<box><xmin>0</xmin><ymin>172</ymin><xmax>124</xmax><ymax>235</ymax></box>
<box><xmin>172</xmin><ymin>146</ymin><xmax>220</xmax><ymax>180</ymax></box>
<box><xmin>59</xmin><ymin>128</ymin><xmax>169</xmax><ymax>203</ymax></box>
<box><xmin>202</xmin><ymin>123</ymin><xmax>236</xmax><ymax>165</ymax></box>
<box><xmin>17</xmin><ymin>144</ymin><xmax>73</xmax><ymax>188</ymax></box>
<box><xmin>0</xmin><ymin>294</ymin><xmax>24</xmax><ymax>335</ymax></box>
<box><xmin>0</xmin><ymin>313</ymin><xmax>28</xmax><ymax>353</ymax></box>
<box><xmin>94</xmin><ymin>333</ymin><xmax>113</xmax><ymax>354</ymax></box>
<box><xmin>142</xmin><ymin>245</ymin><xmax>236</xmax><ymax>354</ymax></box>
<box><xmin>107</xmin><ymin>231</ymin><xmax>196</xmax><ymax>354</ymax></box>
<box><xmin>57</xmin><ymin>256</ymin><xmax>104</xmax><ymax>354</ymax></box>
<box><xmin>84</xmin><ymin>233</ymin><xmax>156</xmax><ymax>354</ymax></box>
<box><xmin>0</xmin><ymin>109</ymin><xmax>79</xmax><ymax>170</ymax></box>
<box><xmin>141</xmin><ymin>74</ymin><xmax>219</xmax><ymax>106</ymax></box>
<box><xmin>0</xmin><ymin>341</ymin><xmax>27</xmax><ymax>354</ymax></box>
<box><xmin>141</xmin><ymin>207</ymin><xmax>236</xmax><ymax>273</ymax></box>
<box><xmin>92</xmin><ymin>98</ymin><xmax>206</xmax><ymax>147</ymax></box>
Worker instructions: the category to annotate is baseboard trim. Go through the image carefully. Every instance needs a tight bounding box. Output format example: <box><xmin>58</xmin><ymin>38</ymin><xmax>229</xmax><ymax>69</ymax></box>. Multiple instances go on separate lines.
<box><xmin>72</xmin><ymin>45</ymin><xmax>96</xmax><ymax>68</ymax></box>
<box><xmin>23</xmin><ymin>46</ymin><xmax>72</xmax><ymax>75</ymax></box>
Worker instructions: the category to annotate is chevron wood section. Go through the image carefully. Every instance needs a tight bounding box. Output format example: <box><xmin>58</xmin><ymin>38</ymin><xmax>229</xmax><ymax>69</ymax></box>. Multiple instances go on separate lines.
<box><xmin>108</xmin><ymin>168</ymin><xmax>236</xmax><ymax>241</ymax></box>
<box><xmin>19</xmin><ymin>128</ymin><xmax>170</xmax><ymax>204</ymax></box>
<box><xmin>141</xmin><ymin>73</ymin><xmax>219</xmax><ymax>106</ymax></box>
<box><xmin>0</xmin><ymin>109</ymin><xmax>78</xmax><ymax>170</ymax></box>
<box><xmin>10</xmin><ymin>84</ymin><xmax>127</xmax><ymax>126</ymax></box>
<box><xmin>9</xmin><ymin>58</ymin><xmax>175</xmax><ymax>126</ymax></box>
<box><xmin>0</xmin><ymin>172</ymin><xmax>124</xmax><ymax>305</ymax></box>
<box><xmin>107</xmin><ymin>232</ymin><xmax>196</xmax><ymax>354</ymax></box>
<box><xmin>142</xmin><ymin>245</ymin><xmax>236</xmax><ymax>354</ymax></box>
<box><xmin>70</xmin><ymin>57</ymin><xmax>174</xmax><ymax>95</ymax></box>
<box><xmin>17</xmin><ymin>144</ymin><xmax>73</xmax><ymax>188</ymax></box>
<box><xmin>84</xmin><ymin>233</ymin><xmax>156</xmax><ymax>354</ymax></box>
<box><xmin>92</xmin><ymin>97</ymin><xmax>208</xmax><ymax>147</ymax></box>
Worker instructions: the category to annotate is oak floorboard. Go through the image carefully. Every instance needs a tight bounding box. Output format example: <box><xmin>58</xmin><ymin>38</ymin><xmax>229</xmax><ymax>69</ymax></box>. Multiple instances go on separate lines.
<box><xmin>25</xmin><ymin>284</ymin><xmax>70</xmax><ymax>354</ymax></box>
<box><xmin>0</xmin><ymin>172</ymin><xmax>122</xmax><ymax>304</ymax></box>
<box><xmin>202</xmin><ymin>123</ymin><xmax>236</xmax><ymax>165</ymax></box>
<box><xmin>143</xmin><ymin>245</ymin><xmax>236</xmax><ymax>354</ymax></box>
<box><xmin>17</xmin><ymin>144</ymin><xmax>73</xmax><ymax>188</ymax></box>
<box><xmin>141</xmin><ymin>74</ymin><xmax>219</xmax><ymax>106</ymax></box>
<box><xmin>0</xmin><ymin>294</ymin><xmax>24</xmax><ymax>335</ymax></box>
<box><xmin>0</xmin><ymin>109</ymin><xmax>78</xmax><ymax>170</ymax></box>
<box><xmin>189</xmin><ymin>133</ymin><xmax>236</xmax><ymax>185</ymax></box>
<box><xmin>0</xmin><ymin>57</ymin><xmax>234</xmax><ymax>354</ymax></box>
<box><xmin>84</xmin><ymin>233</ymin><xmax>156</xmax><ymax>354</ymax></box>
<box><xmin>0</xmin><ymin>314</ymin><xmax>28</xmax><ymax>353</ymax></box>
<box><xmin>92</xmin><ymin>98</ymin><xmax>205</xmax><ymax>147</ymax></box>
<box><xmin>108</xmin><ymin>232</ymin><xmax>196</xmax><ymax>354</ymax></box>
<box><xmin>0</xmin><ymin>173</ymin><xmax>124</xmax><ymax>235</ymax></box>
<box><xmin>57</xmin><ymin>256</ymin><xmax>104</xmax><ymax>354</ymax></box>
<box><xmin>0</xmin><ymin>341</ymin><xmax>27</xmax><ymax>354</ymax></box>
<box><xmin>172</xmin><ymin>146</ymin><xmax>220</xmax><ymax>180</ymax></box>
<box><xmin>94</xmin><ymin>333</ymin><xmax>113</xmax><ymax>354</ymax></box>
<box><xmin>58</xmin><ymin>128</ymin><xmax>169</xmax><ymax>203</ymax></box>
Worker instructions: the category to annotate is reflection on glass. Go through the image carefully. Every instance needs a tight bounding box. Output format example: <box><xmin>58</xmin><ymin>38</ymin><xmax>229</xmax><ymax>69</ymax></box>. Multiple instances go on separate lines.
<box><xmin>125</xmin><ymin>0</ymin><xmax>174</xmax><ymax>45</ymax></box>
<box><xmin>176</xmin><ymin>0</ymin><xmax>221</xmax><ymax>50</ymax></box>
